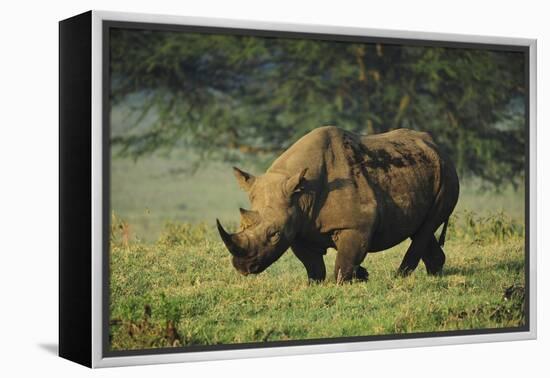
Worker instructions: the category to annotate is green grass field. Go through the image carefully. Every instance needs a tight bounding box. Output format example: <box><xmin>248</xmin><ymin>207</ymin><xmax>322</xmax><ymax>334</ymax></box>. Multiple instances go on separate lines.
<box><xmin>109</xmin><ymin>154</ymin><xmax>526</xmax><ymax>351</ymax></box>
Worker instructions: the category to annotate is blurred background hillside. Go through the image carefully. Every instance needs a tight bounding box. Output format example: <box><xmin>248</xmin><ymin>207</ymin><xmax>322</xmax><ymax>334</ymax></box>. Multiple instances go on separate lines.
<box><xmin>109</xmin><ymin>28</ymin><xmax>526</xmax><ymax>241</ymax></box>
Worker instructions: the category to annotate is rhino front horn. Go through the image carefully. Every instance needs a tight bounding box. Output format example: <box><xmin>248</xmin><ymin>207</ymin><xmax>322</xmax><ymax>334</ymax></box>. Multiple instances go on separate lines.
<box><xmin>216</xmin><ymin>219</ymin><xmax>249</xmax><ymax>257</ymax></box>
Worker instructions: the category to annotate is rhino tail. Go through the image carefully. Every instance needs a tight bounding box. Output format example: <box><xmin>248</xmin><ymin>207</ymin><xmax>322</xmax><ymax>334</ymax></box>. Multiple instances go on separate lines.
<box><xmin>438</xmin><ymin>218</ymin><xmax>449</xmax><ymax>247</ymax></box>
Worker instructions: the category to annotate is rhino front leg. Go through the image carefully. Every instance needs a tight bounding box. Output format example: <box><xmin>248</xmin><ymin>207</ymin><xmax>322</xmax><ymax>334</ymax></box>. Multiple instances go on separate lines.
<box><xmin>291</xmin><ymin>241</ymin><xmax>326</xmax><ymax>283</ymax></box>
<box><xmin>333</xmin><ymin>229</ymin><xmax>371</xmax><ymax>284</ymax></box>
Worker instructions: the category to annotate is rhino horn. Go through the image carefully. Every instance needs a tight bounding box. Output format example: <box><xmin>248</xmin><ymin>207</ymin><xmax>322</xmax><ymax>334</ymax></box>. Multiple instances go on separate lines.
<box><xmin>239</xmin><ymin>208</ymin><xmax>260</xmax><ymax>228</ymax></box>
<box><xmin>216</xmin><ymin>219</ymin><xmax>249</xmax><ymax>257</ymax></box>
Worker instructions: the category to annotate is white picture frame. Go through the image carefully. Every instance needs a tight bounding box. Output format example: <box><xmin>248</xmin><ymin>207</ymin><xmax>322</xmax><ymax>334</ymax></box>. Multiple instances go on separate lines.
<box><xmin>59</xmin><ymin>10</ymin><xmax>537</xmax><ymax>368</ymax></box>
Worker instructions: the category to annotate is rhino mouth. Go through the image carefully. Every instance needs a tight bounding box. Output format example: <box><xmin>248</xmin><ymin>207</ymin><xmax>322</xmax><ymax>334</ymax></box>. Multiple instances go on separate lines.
<box><xmin>238</xmin><ymin>270</ymin><xmax>250</xmax><ymax>276</ymax></box>
<box><xmin>232</xmin><ymin>257</ymin><xmax>264</xmax><ymax>276</ymax></box>
<box><xmin>248</xmin><ymin>262</ymin><xmax>265</xmax><ymax>274</ymax></box>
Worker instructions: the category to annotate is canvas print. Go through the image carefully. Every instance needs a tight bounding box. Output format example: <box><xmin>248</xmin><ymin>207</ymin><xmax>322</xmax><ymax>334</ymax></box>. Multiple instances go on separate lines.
<box><xmin>107</xmin><ymin>25</ymin><xmax>527</xmax><ymax>353</ymax></box>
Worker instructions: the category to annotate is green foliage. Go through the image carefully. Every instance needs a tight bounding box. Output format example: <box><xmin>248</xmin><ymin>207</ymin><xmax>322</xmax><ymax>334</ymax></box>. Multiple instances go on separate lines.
<box><xmin>157</xmin><ymin>222</ymin><xmax>212</xmax><ymax>246</ymax></box>
<box><xmin>109</xmin><ymin>212</ymin><xmax>525</xmax><ymax>351</ymax></box>
<box><xmin>110</xmin><ymin>29</ymin><xmax>526</xmax><ymax>188</ymax></box>
<box><xmin>449</xmin><ymin>210</ymin><xmax>524</xmax><ymax>243</ymax></box>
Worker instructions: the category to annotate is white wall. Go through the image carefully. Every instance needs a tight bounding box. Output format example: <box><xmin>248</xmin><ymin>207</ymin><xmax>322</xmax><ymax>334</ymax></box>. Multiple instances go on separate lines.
<box><xmin>0</xmin><ymin>0</ymin><xmax>546</xmax><ymax>376</ymax></box>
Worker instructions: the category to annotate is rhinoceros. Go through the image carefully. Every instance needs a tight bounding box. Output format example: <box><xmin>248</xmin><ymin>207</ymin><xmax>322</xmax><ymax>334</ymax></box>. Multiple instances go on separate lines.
<box><xmin>216</xmin><ymin>126</ymin><xmax>459</xmax><ymax>283</ymax></box>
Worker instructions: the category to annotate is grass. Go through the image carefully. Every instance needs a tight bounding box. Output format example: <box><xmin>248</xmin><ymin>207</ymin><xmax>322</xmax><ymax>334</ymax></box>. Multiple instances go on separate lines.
<box><xmin>109</xmin><ymin>212</ymin><xmax>526</xmax><ymax>351</ymax></box>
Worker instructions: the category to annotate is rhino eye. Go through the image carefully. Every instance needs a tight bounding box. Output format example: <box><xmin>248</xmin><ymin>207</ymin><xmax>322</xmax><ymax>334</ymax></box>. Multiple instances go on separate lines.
<box><xmin>269</xmin><ymin>231</ymin><xmax>281</xmax><ymax>244</ymax></box>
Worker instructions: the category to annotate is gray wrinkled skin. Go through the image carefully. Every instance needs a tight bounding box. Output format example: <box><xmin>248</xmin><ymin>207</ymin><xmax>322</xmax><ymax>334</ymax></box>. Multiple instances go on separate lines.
<box><xmin>217</xmin><ymin>126</ymin><xmax>459</xmax><ymax>283</ymax></box>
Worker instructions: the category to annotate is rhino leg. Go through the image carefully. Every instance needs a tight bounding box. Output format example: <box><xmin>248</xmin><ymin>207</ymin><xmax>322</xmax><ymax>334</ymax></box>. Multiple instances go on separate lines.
<box><xmin>398</xmin><ymin>227</ymin><xmax>438</xmax><ymax>277</ymax></box>
<box><xmin>397</xmin><ymin>239</ymin><xmax>423</xmax><ymax>276</ymax></box>
<box><xmin>291</xmin><ymin>241</ymin><xmax>326</xmax><ymax>283</ymax></box>
<box><xmin>399</xmin><ymin>230</ymin><xmax>447</xmax><ymax>276</ymax></box>
<box><xmin>354</xmin><ymin>265</ymin><xmax>369</xmax><ymax>281</ymax></box>
<box><xmin>333</xmin><ymin>229</ymin><xmax>371</xmax><ymax>284</ymax></box>
<box><xmin>421</xmin><ymin>235</ymin><xmax>446</xmax><ymax>275</ymax></box>
<box><xmin>400</xmin><ymin>164</ymin><xmax>457</xmax><ymax>276</ymax></box>
<box><xmin>399</xmin><ymin>186</ymin><xmax>453</xmax><ymax>277</ymax></box>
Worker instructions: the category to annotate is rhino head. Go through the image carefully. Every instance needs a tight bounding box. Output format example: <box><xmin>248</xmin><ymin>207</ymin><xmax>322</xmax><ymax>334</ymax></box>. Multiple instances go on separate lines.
<box><xmin>216</xmin><ymin>166</ymin><xmax>308</xmax><ymax>276</ymax></box>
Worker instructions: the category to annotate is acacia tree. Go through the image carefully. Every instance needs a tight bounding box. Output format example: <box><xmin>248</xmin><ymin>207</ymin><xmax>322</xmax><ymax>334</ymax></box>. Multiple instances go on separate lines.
<box><xmin>110</xmin><ymin>28</ymin><xmax>526</xmax><ymax>187</ymax></box>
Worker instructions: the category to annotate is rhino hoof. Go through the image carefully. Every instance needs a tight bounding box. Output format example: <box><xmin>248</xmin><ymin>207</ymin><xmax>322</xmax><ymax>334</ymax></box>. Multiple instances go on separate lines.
<box><xmin>355</xmin><ymin>266</ymin><xmax>369</xmax><ymax>281</ymax></box>
<box><xmin>308</xmin><ymin>278</ymin><xmax>324</xmax><ymax>285</ymax></box>
<box><xmin>396</xmin><ymin>266</ymin><xmax>414</xmax><ymax>277</ymax></box>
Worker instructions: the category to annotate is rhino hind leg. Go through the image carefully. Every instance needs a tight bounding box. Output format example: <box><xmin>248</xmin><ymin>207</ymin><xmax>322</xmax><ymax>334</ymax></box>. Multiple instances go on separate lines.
<box><xmin>422</xmin><ymin>235</ymin><xmax>446</xmax><ymax>275</ymax></box>
<box><xmin>397</xmin><ymin>227</ymin><xmax>437</xmax><ymax>276</ymax></box>
<box><xmin>397</xmin><ymin>239</ymin><xmax>423</xmax><ymax>276</ymax></box>
<box><xmin>399</xmin><ymin>169</ymin><xmax>457</xmax><ymax>277</ymax></box>
<box><xmin>398</xmin><ymin>229</ymin><xmax>447</xmax><ymax>277</ymax></box>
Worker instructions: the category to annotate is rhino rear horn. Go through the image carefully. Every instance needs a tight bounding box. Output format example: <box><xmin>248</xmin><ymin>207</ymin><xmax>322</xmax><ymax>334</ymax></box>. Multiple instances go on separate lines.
<box><xmin>216</xmin><ymin>219</ymin><xmax>249</xmax><ymax>257</ymax></box>
<box><xmin>239</xmin><ymin>208</ymin><xmax>260</xmax><ymax>228</ymax></box>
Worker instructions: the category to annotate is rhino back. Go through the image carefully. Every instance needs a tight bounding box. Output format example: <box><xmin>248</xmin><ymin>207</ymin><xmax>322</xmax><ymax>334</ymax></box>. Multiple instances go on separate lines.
<box><xmin>267</xmin><ymin>127</ymin><xmax>450</xmax><ymax>250</ymax></box>
<box><xmin>267</xmin><ymin>126</ymin><xmax>333</xmax><ymax>176</ymax></box>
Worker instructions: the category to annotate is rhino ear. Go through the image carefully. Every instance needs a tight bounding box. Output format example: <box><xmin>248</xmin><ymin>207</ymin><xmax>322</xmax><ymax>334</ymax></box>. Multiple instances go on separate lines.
<box><xmin>285</xmin><ymin>168</ymin><xmax>308</xmax><ymax>195</ymax></box>
<box><xmin>233</xmin><ymin>167</ymin><xmax>256</xmax><ymax>192</ymax></box>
